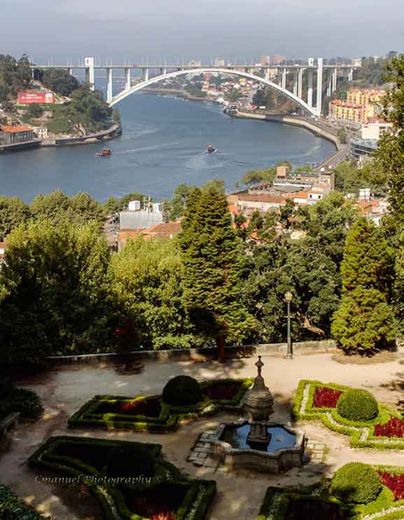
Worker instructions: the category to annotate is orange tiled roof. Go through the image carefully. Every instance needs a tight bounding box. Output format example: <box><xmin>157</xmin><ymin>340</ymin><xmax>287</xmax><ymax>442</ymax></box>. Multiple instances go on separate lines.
<box><xmin>1</xmin><ymin>125</ymin><xmax>32</xmax><ymax>133</ymax></box>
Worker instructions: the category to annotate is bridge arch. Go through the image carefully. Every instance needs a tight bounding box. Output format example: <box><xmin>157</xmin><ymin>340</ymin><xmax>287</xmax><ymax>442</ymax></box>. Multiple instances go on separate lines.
<box><xmin>109</xmin><ymin>67</ymin><xmax>317</xmax><ymax>116</ymax></box>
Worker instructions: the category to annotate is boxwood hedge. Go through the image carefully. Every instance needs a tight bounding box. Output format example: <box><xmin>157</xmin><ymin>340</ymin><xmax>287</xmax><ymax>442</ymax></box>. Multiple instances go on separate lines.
<box><xmin>68</xmin><ymin>378</ymin><xmax>253</xmax><ymax>433</ymax></box>
<box><xmin>292</xmin><ymin>380</ymin><xmax>404</xmax><ymax>450</ymax></box>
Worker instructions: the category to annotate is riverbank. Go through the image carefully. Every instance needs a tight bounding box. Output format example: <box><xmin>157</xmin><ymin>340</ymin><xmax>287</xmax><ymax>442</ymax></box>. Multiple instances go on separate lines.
<box><xmin>40</xmin><ymin>123</ymin><xmax>122</xmax><ymax>147</ymax></box>
<box><xmin>142</xmin><ymin>86</ymin><xmax>209</xmax><ymax>102</ymax></box>
<box><xmin>234</xmin><ymin>111</ymin><xmax>340</xmax><ymax>148</ymax></box>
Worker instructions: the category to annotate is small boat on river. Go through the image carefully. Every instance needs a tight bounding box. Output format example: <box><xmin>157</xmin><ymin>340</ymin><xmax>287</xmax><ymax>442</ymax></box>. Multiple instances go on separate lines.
<box><xmin>207</xmin><ymin>144</ymin><xmax>216</xmax><ymax>154</ymax></box>
<box><xmin>95</xmin><ymin>147</ymin><xmax>111</xmax><ymax>158</ymax></box>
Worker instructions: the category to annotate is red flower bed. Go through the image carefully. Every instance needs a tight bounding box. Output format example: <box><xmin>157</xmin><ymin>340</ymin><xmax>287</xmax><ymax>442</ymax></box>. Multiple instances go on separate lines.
<box><xmin>379</xmin><ymin>472</ymin><xmax>404</xmax><ymax>501</ymax></box>
<box><xmin>203</xmin><ymin>381</ymin><xmax>242</xmax><ymax>401</ymax></box>
<box><xmin>118</xmin><ymin>398</ymin><xmax>162</xmax><ymax>417</ymax></box>
<box><xmin>312</xmin><ymin>387</ymin><xmax>342</xmax><ymax>408</ymax></box>
<box><xmin>374</xmin><ymin>417</ymin><xmax>404</xmax><ymax>438</ymax></box>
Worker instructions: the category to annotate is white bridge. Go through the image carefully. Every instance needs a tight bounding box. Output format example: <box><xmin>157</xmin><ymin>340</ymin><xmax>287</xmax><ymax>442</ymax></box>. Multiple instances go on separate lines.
<box><xmin>33</xmin><ymin>58</ymin><xmax>360</xmax><ymax>116</ymax></box>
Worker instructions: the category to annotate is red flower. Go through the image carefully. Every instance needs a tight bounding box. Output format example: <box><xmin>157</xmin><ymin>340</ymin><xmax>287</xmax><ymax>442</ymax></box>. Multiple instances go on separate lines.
<box><xmin>374</xmin><ymin>417</ymin><xmax>404</xmax><ymax>438</ymax></box>
<box><xmin>379</xmin><ymin>472</ymin><xmax>404</xmax><ymax>501</ymax></box>
<box><xmin>150</xmin><ymin>511</ymin><xmax>175</xmax><ymax>520</ymax></box>
<box><xmin>313</xmin><ymin>387</ymin><xmax>342</xmax><ymax>408</ymax></box>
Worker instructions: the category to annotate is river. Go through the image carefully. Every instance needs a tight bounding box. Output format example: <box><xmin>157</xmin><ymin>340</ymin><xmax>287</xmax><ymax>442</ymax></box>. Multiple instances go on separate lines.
<box><xmin>0</xmin><ymin>94</ymin><xmax>335</xmax><ymax>201</ymax></box>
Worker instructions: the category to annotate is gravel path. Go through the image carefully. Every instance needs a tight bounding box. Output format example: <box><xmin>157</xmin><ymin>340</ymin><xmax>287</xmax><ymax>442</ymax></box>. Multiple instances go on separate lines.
<box><xmin>0</xmin><ymin>352</ymin><xmax>403</xmax><ymax>520</ymax></box>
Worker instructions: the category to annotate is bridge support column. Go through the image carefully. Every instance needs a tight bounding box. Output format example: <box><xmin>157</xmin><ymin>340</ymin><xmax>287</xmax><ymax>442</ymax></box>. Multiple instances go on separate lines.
<box><xmin>332</xmin><ymin>68</ymin><xmax>337</xmax><ymax>92</ymax></box>
<box><xmin>125</xmin><ymin>68</ymin><xmax>131</xmax><ymax>90</ymax></box>
<box><xmin>84</xmin><ymin>57</ymin><xmax>95</xmax><ymax>91</ymax></box>
<box><xmin>281</xmin><ymin>69</ymin><xmax>287</xmax><ymax>90</ymax></box>
<box><xmin>106</xmin><ymin>67</ymin><xmax>113</xmax><ymax>103</ymax></box>
<box><xmin>326</xmin><ymin>76</ymin><xmax>332</xmax><ymax>97</ymax></box>
<box><xmin>348</xmin><ymin>68</ymin><xmax>353</xmax><ymax>82</ymax></box>
<box><xmin>298</xmin><ymin>68</ymin><xmax>303</xmax><ymax>99</ymax></box>
<box><xmin>307</xmin><ymin>68</ymin><xmax>313</xmax><ymax>107</ymax></box>
<box><xmin>293</xmin><ymin>72</ymin><xmax>298</xmax><ymax>96</ymax></box>
<box><xmin>68</xmin><ymin>67</ymin><xmax>73</xmax><ymax>76</ymax></box>
<box><xmin>144</xmin><ymin>68</ymin><xmax>149</xmax><ymax>81</ymax></box>
<box><xmin>316</xmin><ymin>58</ymin><xmax>323</xmax><ymax>116</ymax></box>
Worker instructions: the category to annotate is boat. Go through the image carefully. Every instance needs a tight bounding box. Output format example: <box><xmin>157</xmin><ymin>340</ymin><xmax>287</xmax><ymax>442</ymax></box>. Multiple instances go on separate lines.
<box><xmin>207</xmin><ymin>144</ymin><xmax>216</xmax><ymax>154</ymax></box>
<box><xmin>95</xmin><ymin>147</ymin><xmax>111</xmax><ymax>158</ymax></box>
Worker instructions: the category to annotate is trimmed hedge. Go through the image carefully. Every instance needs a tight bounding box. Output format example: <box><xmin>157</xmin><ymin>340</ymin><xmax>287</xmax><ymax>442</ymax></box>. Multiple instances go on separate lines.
<box><xmin>68</xmin><ymin>378</ymin><xmax>253</xmax><ymax>433</ymax></box>
<box><xmin>163</xmin><ymin>375</ymin><xmax>202</xmax><ymax>406</ymax></box>
<box><xmin>29</xmin><ymin>435</ymin><xmax>216</xmax><ymax>520</ymax></box>
<box><xmin>257</xmin><ymin>465</ymin><xmax>404</xmax><ymax>520</ymax></box>
<box><xmin>331</xmin><ymin>463</ymin><xmax>382</xmax><ymax>504</ymax></box>
<box><xmin>292</xmin><ymin>380</ymin><xmax>404</xmax><ymax>450</ymax></box>
<box><xmin>0</xmin><ymin>484</ymin><xmax>46</xmax><ymax>519</ymax></box>
<box><xmin>337</xmin><ymin>389</ymin><xmax>379</xmax><ymax>422</ymax></box>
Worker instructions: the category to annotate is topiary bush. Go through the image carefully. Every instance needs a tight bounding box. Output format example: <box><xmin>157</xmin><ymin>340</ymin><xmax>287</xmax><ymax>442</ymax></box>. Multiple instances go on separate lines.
<box><xmin>162</xmin><ymin>376</ymin><xmax>202</xmax><ymax>406</ymax></box>
<box><xmin>331</xmin><ymin>462</ymin><xmax>382</xmax><ymax>504</ymax></box>
<box><xmin>336</xmin><ymin>388</ymin><xmax>378</xmax><ymax>422</ymax></box>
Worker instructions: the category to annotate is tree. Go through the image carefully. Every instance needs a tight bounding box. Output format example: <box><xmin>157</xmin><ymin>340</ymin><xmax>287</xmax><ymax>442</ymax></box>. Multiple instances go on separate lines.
<box><xmin>331</xmin><ymin>218</ymin><xmax>396</xmax><ymax>355</ymax></box>
<box><xmin>26</xmin><ymin>104</ymin><xmax>44</xmax><ymax>118</ymax></box>
<box><xmin>111</xmin><ymin>237</ymin><xmax>196</xmax><ymax>350</ymax></box>
<box><xmin>31</xmin><ymin>190</ymin><xmax>105</xmax><ymax>226</ymax></box>
<box><xmin>178</xmin><ymin>183</ymin><xmax>255</xmax><ymax>361</ymax></box>
<box><xmin>0</xmin><ymin>221</ymin><xmax>115</xmax><ymax>364</ymax></box>
<box><xmin>37</xmin><ymin>68</ymin><xmax>80</xmax><ymax>97</ymax></box>
<box><xmin>375</xmin><ymin>54</ymin><xmax>404</xmax><ymax>226</ymax></box>
<box><xmin>0</xmin><ymin>196</ymin><xmax>31</xmax><ymax>241</ymax></box>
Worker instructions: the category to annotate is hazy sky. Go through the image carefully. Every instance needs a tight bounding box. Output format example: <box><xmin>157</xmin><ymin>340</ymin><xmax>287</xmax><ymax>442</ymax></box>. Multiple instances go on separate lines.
<box><xmin>2</xmin><ymin>0</ymin><xmax>403</xmax><ymax>63</ymax></box>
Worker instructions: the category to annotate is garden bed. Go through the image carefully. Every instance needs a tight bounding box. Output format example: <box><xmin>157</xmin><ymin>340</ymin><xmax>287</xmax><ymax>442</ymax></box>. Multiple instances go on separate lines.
<box><xmin>68</xmin><ymin>378</ymin><xmax>253</xmax><ymax>433</ymax></box>
<box><xmin>29</xmin><ymin>436</ymin><xmax>216</xmax><ymax>520</ymax></box>
<box><xmin>257</xmin><ymin>466</ymin><xmax>404</xmax><ymax>520</ymax></box>
<box><xmin>292</xmin><ymin>380</ymin><xmax>404</xmax><ymax>449</ymax></box>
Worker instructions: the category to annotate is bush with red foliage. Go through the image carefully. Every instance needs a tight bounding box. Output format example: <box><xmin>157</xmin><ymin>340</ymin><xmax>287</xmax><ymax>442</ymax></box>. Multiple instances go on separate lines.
<box><xmin>312</xmin><ymin>387</ymin><xmax>343</xmax><ymax>409</ymax></box>
<box><xmin>374</xmin><ymin>417</ymin><xmax>404</xmax><ymax>438</ymax></box>
<box><xmin>379</xmin><ymin>472</ymin><xmax>404</xmax><ymax>501</ymax></box>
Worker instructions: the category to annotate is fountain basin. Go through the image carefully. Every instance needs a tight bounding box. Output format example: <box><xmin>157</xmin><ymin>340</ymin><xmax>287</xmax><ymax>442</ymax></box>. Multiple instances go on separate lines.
<box><xmin>210</xmin><ymin>419</ymin><xmax>306</xmax><ymax>473</ymax></box>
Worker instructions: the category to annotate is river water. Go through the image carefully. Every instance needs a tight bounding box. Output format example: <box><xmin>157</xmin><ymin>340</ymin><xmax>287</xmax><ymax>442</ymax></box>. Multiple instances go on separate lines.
<box><xmin>0</xmin><ymin>94</ymin><xmax>335</xmax><ymax>201</ymax></box>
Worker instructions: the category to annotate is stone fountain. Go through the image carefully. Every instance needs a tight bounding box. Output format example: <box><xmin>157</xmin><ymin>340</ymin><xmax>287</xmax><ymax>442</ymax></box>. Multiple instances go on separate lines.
<box><xmin>210</xmin><ymin>356</ymin><xmax>306</xmax><ymax>473</ymax></box>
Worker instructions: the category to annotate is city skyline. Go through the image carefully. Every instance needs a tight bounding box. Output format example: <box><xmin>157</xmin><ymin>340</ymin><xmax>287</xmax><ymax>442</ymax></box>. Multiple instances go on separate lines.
<box><xmin>1</xmin><ymin>0</ymin><xmax>403</xmax><ymax>62</ymax></box>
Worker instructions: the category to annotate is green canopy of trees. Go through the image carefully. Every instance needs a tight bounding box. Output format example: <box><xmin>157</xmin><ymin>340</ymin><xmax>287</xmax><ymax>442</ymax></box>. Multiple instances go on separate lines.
<box><xmin>179</xmin><ymin>183</ymin><xmax>256</xmax><ymax>360</ymax></box>
<box><xmin>331</xmin><ymin>218</ymin><xmax>396</xmax><ymax>354</ymax></box>
<box><xmin>0</xmin><ymin>221</ymin><xmax>115</xmax><ymax>364</ymax></box>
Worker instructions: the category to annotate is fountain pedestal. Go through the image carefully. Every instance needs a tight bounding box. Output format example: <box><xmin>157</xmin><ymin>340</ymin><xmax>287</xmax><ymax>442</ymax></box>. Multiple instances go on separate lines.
<box><xmin>243</xmin><ymin>356</ymin><xmax>273</xmax><ymax>447</ymax></box>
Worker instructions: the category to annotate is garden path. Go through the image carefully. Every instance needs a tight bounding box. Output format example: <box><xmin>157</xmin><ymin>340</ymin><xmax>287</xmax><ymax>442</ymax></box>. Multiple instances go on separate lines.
<box><xmin>0</xmin><ymin>352</ymin><xmax>403</xmax><ymax>520</ymax></box>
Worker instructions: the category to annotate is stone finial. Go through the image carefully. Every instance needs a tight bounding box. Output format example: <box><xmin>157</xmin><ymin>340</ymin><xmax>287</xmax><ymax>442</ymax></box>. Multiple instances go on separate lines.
<box><xmin>255</xmin><ymin>355</ymin><xmax>264</xmax><ymax>376</ymax></box>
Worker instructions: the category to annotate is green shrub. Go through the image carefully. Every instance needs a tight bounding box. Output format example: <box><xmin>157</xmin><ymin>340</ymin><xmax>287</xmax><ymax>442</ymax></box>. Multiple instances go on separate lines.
<box><xmin>336</xmin><ymin>389</ymin><xmax>378</xmax><ymax>422</ymax></box>
<box><xmin>162</xmin><ymin>376</ymin><xmax>202</xmax><ymax>406</ymax></box>
<box><xmin>331</xmin><ymin>462</ymin><xmax>382</xmax><ymax>504</ymax></box>
<box><xmin>8</xmin><ymin>388</ymin><xmax>43</xmax><ymax>419</ymax></box>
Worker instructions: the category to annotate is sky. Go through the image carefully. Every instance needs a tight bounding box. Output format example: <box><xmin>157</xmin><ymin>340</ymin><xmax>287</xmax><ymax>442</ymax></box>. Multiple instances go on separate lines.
<box><xmin>1</xmin><ymin>0</ymin><xmax>403</xmax><ymax>64</ymax></box>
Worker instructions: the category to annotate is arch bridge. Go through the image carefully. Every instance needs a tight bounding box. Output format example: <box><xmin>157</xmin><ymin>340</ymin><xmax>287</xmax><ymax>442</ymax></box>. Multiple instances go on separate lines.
<box><xmin>33</xmin><ymin>58</ymin><xmax>359</xmax><ymax>116</ymax></box>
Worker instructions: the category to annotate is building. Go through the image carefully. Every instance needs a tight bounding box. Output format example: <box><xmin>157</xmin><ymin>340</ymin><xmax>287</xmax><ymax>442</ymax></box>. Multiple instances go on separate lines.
<box><xmin>350</xmin><ymin>138</ymin><xmax>378</xmax><ymax>162</ymax></box>
<box><xmin>269</xmin><ymin>55</ymin><xmax>287</xmax><ymax>65</ymax></box>
<box><xmin>329</xmin><ymin>88</ymin><xmax>385</xmax><ymax>124</ymax></box>
<box><xmin>32</xmin><ymin>127</ymin><xmax>49</xmax><ymax>140</ymax></box>
<box><xmin>118</xmin><ymin>221</ymin><xmax>181</xmax><ymax>249</ymax></box>
<box><xmin>0</xmin><ymin>125</ymin><xmax>34</xmax><ymax>145</ymax></box>
<box><xmin>360</xmin><ymin>121</ymin><xmax>392</xmax><ymax>140</ymax></box>
<box><xmin>214</xmin><ymin>58</ymin><xmax>226</xmax><ymax>67</ymax></box>
<box><xmin>228</xmin><ymin>166</ymin><xmax>335</xmax><ymax>216</ymax></box>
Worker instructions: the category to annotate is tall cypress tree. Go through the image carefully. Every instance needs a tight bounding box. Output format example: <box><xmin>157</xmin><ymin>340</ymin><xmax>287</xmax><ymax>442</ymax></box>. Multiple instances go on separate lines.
<box><xmin>178</xmin><ymin>183</ymin><xmax>255</xmax><ymax>361</ymax></box>
<box><xmin>331</xmin><ymin>218</ymin><xmax>396</xmax><ymax>355</ymax></box>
